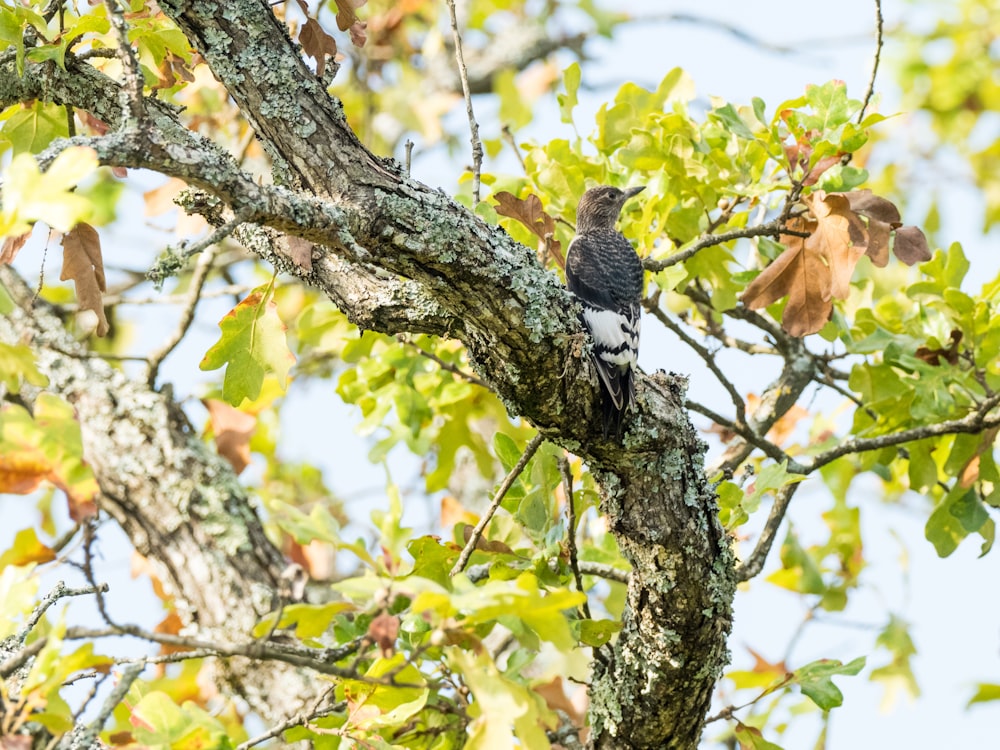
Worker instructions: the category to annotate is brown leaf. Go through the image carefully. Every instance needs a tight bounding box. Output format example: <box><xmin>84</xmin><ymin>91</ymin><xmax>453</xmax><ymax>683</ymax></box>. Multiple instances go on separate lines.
<box><xmin>60</xmin><ymin>223</ymin><xmax>109</xmax><ymax>337</ymax></box>
<box><xmin>915</xmin><ymin>329</ymin><xmax>962</xmax><ymax>366</ymax></box>
<box><xmin>333</xmin><ymin>0</ymin><xmax>365</xmax><ymax>32</ymax></box>
<box><xmin>299</xmin><ymin>17</ymin><xmax>338</xmax><ymax>77</ymax></box>
<box><xmin>348</xmin><ymin>20</ymin><xmax>367</xmax><ymax>47</ymax></box>
<box><xmin>536</xmin><ymin>676</ymin><xmax>585</xmax><ymax>726</ymax></box>
<box><xmin>808</xmin><ymin>191</ymin><xmax>867</xmax><ymax>300</ymax></box>
<box><xmin>283</xmin><ymin>236</ymin><xmax>314</xmax><ymax>271</ymax></box>
<box><xmin>893</xmin><ymin>225</ymin><xmax>932</xmax><ymax>265</ymax></box>
<box><xmin>746</xmin><ymin>394</ymin><xmax>809</xmax><ymax>447</ymax></box>
<box><xmin>368</xmin><ymin>611</ymin><xmax>399</xmax><ymax>657</ymax></box>
<box><xmin>744</xmin><ymin>192</ymin><xmax>875</xmax><ymax>337</ymax></box>
<box><xmin>203</xmin><ymin>398</ymin><xmax>256</xmax><ymax>474</ymax></box>
<box><xmin>462</xmin><ymin>523</ymin><xmax>514</xmax><ymax>555</ymax></box>
<box><xmin>845</xmin><ymin>190</ymin><xmax>902</xmax><ymax>225</ymax></box>
<box><xmin>131</xmin><ymin>551</ymin><xmax>171</xmax><ymax>601</ymax></box>
<box><xmin>742</xmin><ymin>218</ymin><xmax>834</xmax><ymax>337</ymax></box>
<box><xmin>78</xmin><ymin>110</ymin><xmax>109</xmax><ymax>136</ymax></box>
<box><xmin>1</xmin><ymin>229</ymin><xmax>32</xmax><ymax>264</ymax></box>
<box><xmin>958</xmin><ymin>426</ymin><xmax>1000</xmax><ymax>489</ymax></box>
<box><xmin>493</xmin><ymin>191</ymin><xmax>564</xmax><ymax>267</ymax></box>
<box><xmin>846</xmin><ymin>190</ymin><xmax>901</xmax><ymax>268</ymax></box>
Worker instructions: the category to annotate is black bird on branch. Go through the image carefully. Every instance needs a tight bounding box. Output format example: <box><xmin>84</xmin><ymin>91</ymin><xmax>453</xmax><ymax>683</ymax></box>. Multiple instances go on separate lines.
<box><xmin>566</xmin><ymin>184</ymin><xmax>645</xmax><ymax>440</ymax></box>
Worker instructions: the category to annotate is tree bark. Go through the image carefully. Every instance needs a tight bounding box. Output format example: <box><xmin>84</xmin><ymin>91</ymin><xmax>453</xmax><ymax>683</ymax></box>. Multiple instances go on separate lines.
<box><xmin>0</xmin><ymin>0</ymin><xmax>737</xmax><ymax>745</ymax></box>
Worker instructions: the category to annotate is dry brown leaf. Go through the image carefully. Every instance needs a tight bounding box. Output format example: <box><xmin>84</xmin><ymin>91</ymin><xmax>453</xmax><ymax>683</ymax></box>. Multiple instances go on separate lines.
<box><xmin>299</xmin><ymin>17</ymin><xmax>338</xmax><ymax>77</ymax></box>
<box><xmin>284</xmin><ymin>235</ymin><xmax>314</xmax><ymax>271</ymax></box>
<box><xmin>462</xmin><ymin>523</ymin><xmax>514</xmax><ymax>555</ymax></box>
<box><xmin>846</xmin><ymin>190</ymin><xmax>902</xmax><ymax>268</ymax></box>
<box><xmin>536</xmin><ymin>676</ymin><xmax>585</xmax><ymax>726</ymax></box>
<box><xmin>958</xmin><ymin>426</ymin><xmax>999</xmax><ymax>489</ymax></box>
<box><xmin>893</xmin><ymin>225</ymin><xmax>932</xmax><ymax>265</ymax></box>
<box><xmin>203</xmin><ymin>398</ymin><xmax>256</xmax><ymax>474</ymax></box>
<box><xmin>333</xmin><ymin>0</ymin><xmax>366</xmax><ymax>32</ymax></box>
<box><xmin>742</xmin><ymin>218</ymin><xmax>834</xmax><ymax>337</ymax></box>
<box><xmin>144</xmin><ymin>178</ymin><xmax>186</xmax><ymax>217</ymax></box>
<box><xmin>915</xmin><ymin>329</ymin><xmax>962</xmax><ymax>366</ymax></box>
<box><xmin>1</xmin><ymin>229</ymin><xmax>32</xmax><ymax>264</ymax></box>
<box><xmin>60</xmin><ymin>223</ymin><xmax>109</xmax><ymax>337</ymax></box>
<box><xmin>808</xmin><ymin>192</ymin><xmax>867</xmax><ymax>300</ymax></box>
<box><xmin>368</xmin><ymin>611</ymin><xmax>400</xmax><ymax>657</ymax></box>
<box><xmin>493</xmin><ymin>191</ymin><xmax>564</xmax><ymax>268</ymax></box>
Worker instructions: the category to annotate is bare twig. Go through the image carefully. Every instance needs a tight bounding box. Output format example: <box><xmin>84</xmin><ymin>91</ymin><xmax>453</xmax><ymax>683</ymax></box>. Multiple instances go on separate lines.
<box><xmin>646</xmin><ymin>300</ymin><xmax>747</xmax><ymax>426</ymax></box>
<box><xmin>445</xmin><ymin>0</ymin><xmax>483</xmax><ymax>204</ymax></box>
<box><xmin>559</xmin><ymin>455</ymin><xmax>591</xmax><ymax>620</ymax></box>
<box><xmin>236</xmin><ymin>686</ymin><xmax>341</xmax><ymax>750</ymax></box>
<box><xmin>806</xmin><ymin>393</ymin><xmax>1000</xmax><ymax>472</ymax></box>
<box><xmin>685</xmin><ymin>399</ymin><xmax>800</xmax><ymax>472</ymax></box>
<box><xmin>64</xmin><ymin>624</ymin><xmax>377</xmax><ymax>681</ymax></box>
<box><xmin>13</xmin><ymin>581</ymin><xmax>108</xmax><ymax>648</ymax></box>
<box><xmin>644</xmin><ymin>217</ymin><xmax>810</xmax><ymax>272</ymax></box>
<box><xmin>578</xmin><ymin>561</ymin><xmax>629</xmax><ymax>584</ymax></box>
<box><xmin>61</xmin><ymin>662</ymin><xmax>144</xmax><ymax>749</ymax></box>
<box><xmin>145</xmin><ymin>241</ymin><xmax>222</xmax><ymax>386</ymax></box>
<box><xmin>858</xmin><ymin>0</ymin><xmax>884</xmax><ymax>123</ymax></box>
<box><xmin>397</xmin><ymin>336</ymin><xmax>490</xmax><ymax>389</ymax></box>
<box><xmin>404</xmin><ymin>139</ymin><xmax>414</xmax><ymax>177</ymax></box>
<box><xmin>703</xmin><ymin>673</ymin><xmax>795</xmax><ymax>724</ymax></box>
<box><xmin>103</xmin><ymin>0</ymin><xmax>145</xmax><ymax>121</ymax></box>
<box><xmin>450</xmin><ymin>433</ymin><xmax>545</xmax><ymax>577</ymax></box>
<box><xmin>735</xmin><ymin>482</ymin><xmax>803</xmax><ymax>582</ymax></box>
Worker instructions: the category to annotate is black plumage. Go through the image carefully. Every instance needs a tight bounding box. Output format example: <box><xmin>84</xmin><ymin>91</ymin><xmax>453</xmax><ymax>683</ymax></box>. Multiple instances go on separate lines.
<box><xmin>565</xmin><ymin>185</ymin><xmax>645</xmax><ymax>439</ymax></box>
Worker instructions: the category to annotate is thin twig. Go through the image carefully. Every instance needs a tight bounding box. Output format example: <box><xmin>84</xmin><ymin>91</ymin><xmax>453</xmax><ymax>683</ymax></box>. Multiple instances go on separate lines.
<box><xmin>450</xmin><ymin>433</ymin><xmax>545</xmax><ymax>577</ymax></box>
<box><xmin>735</xmin><ymin>482</ymin><xmax>803</xmax><ymax>582</ymax></box>
<box><xmin>559</xmin><ymin>455</ymin><xmax>591</xmax><ymax>620</ymax></box>
<box><xmin>71</xmin><ymin>663</ymin><xmax>144</xmax><ymax>748</ymax></box>
<box><xmin>858</xmin><ymin>0</ymin><xmax>884</xmax><ymax>124</ymax></box>
<box><xmin>145</xmin><ymin>242</ymin><xmax>221</xmax><ymax>386</ymax></box>
<box><xmin>398</xmin><ymin>336</ymin><xmax>490</xmax><ymax>388</ymax></box>
<box><xmin>103</xmin><ymin>0</ymin><xmax>145</xmax><ymax>121</ymax></box>
<box><xmin>404</xmin><ymin>139</ymin><xmax>414</xmax><ymax>177</ymax></box>
<box><xmin>236</xmin><ymin>689</ymin><xmax>343</xmax><ymax>750</ymax></box>
<box><xmin>646</xmin><ymin>300</ymin><xmax>747</xmax><ymax>426</ymax></box>
<box><xmin>445</xmin><ymin>0</ymin><xmax>483</xmax><ymax>204</ymax></box>
<box><xmin>644</xmin><ymin>218</ymin><xmax>810</xmax><ymax>272</ymax></box>
<box><xmin>13</xmin><ymin>581</ymin><xmax>108</xmax><ymax>647</ymax></box>
<box><xmin>806</xmin><ymin>393</ymin><xmax>1000</xmax><ymax>472</ymax></box>
<box><xmin>578</xmin><ymin>561</ymin><xmax>629</xmax><ymax>584</ymax></box>
<box><xmin>685</xmin><ymin>399</ymin><xmax>800</xmax><ymax>471</ymax></box>
<box><xmin>501</xmin><ymin>125</ymin><xmax>526</xmax><ymax>171</ymax></box>
<box><xmin>703</xmin><ymin>674</ymin><xmax>795</xmax><ymax>724</ymax></box>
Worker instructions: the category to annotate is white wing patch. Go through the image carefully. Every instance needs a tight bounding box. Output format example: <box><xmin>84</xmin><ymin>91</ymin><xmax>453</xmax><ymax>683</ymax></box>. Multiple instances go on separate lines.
<box><xmin>581</xmin><ymin>305</ymin><xmax>640</xmax><ymax>371</ymax></box>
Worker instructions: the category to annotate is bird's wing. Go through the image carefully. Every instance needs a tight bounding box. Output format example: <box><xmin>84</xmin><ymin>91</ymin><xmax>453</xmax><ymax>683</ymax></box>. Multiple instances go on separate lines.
<box><xmin>565</xmin><ymin>232</ymin><xmax>644</xmax><ymax>311</ymax></box>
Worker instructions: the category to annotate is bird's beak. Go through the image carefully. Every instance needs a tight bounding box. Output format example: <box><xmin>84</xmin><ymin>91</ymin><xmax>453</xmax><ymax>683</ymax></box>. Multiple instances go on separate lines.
<box><xmin>623</xmin><ymin>185</ymin><xmax>646</xmax><ymax>199</ymax></box>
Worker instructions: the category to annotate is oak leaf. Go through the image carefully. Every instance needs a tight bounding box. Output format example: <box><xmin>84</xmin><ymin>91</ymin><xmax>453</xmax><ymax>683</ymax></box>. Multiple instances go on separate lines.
<box><xmin>60</xmin><ymin>223</ymin><xmax>109</xmax><ymax>336</ymax></box>
<box><xmin>1</xmin><ymin>229</ymin><xmax>32</xmax><ymax>264</ymax></box>
<box><xmin>493</xmin><ymin>191</ymin><xmax>565</xmax><ymax>269</ymax></box>
<box><xmin>915</xmin><ymin>329</ymin><xmax>962</xmax><ymax>366</ymax></box>
<box><xmin>203</xmin><ymin>398</ymin><xmax>256</xmax><ymax>474</ymax></box>
<box><xmin>368</xmin><ymin>611</ymin><xmax>400</xmax><ymax>656</ymax></box>
<box><xmin>299</xmin><ymin>17</ymin><xmax>338</xmax><ymax>78</ymax></box>
<box><xmin>893</xmin><ymin>225</ymin><xmax>932</xmax><ymax>265</ymax></box>
<box><xmin>283</xmin><ymin>235</ymin><xmax>314</xmax><ymax>271</ymax></box>
<box><xmin>742</xmin><ymin>216</ymin><xmax>833</xmax><ymax>337</ymax></box>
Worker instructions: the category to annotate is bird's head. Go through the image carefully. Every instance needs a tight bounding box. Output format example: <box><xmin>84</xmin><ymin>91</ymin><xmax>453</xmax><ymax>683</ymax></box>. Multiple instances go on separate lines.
<box><xmin>576</xmin><ymin>184</ymin><xmax>645</xmax><ymax>232</ymax></box>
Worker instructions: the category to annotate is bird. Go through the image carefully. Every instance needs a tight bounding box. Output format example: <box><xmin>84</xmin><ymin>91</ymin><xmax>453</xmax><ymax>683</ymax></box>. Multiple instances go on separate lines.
<box><xmin>565</xmin><ymin>184</ymin><xmax>645</xmax><ymax>440</ymax></box>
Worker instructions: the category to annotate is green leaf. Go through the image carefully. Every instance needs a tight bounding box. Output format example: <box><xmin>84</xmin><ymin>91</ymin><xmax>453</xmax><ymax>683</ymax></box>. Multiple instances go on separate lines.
<box><xmin>0</xmin><ymin>101</ymin><xmax>69</xmax><ymax>154</ymax></box>
<box><xmin>129</xmin><ymin>691</ymin><xmax>233</xmax><ymax>749</ymax></box>
<box><xmin>925</xmin><ymin>486</ymin><xmax>991</xmax><ymax>557</ymax></box>
<box><xmin>712</xmin><ymin>101</ymin><xmax>756</xmax><ymax>140</ymax></box>
<box><xmin>735</xmin><ymin>724</ymin><xmax>785</xmax><ymax>750</ymax></box>
<box><xmin>558</xmin><ymin>62</ymin><xmax>580</xmax><ymax>124</ymax></box>
<box><xmin>1</xmin><ymin>147</ymin><xmax>98</xmax><ymax>234</ymax></box>
<box><xmin>794</xmin><ymin>656</ymin><xmax>865</xmax><ymax>710</ymax></box>
<box><xmin>578</xmin><ymin>618</ymin><xmax>620</xmax><ymax>648</ymax></box>
<box><xmin>969</xmin><ymin>683</ymin><xmax>1000</xmax><ymax>707</ymax></box>
<box><xmin>200</xmin><ymin>282</ymin><xmax>296</xmax><ymax>405</ymax></box>
<box><xmin>870</xmin><ymin>615</ymin><xmax>920</xmax><ymax>710</ymax></box>
<box><xmin>0</xmin><ymin>342</ymin><xmax>48</xmax><ymax>390</ymax></box>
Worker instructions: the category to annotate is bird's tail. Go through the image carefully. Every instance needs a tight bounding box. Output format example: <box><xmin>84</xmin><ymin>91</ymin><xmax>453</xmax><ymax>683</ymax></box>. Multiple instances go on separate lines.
<box><xmin>594</xmin><ymin>359</ymin><xmax>635</xmax><ymax>440</ymax></box>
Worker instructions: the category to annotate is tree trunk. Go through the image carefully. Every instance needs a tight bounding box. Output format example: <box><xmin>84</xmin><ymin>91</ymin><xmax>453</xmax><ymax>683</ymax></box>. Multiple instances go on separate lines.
<box><xmin>0</xmin><ymin>0</ymin><xmax>737</xmax><ymax>743</ymax></box>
